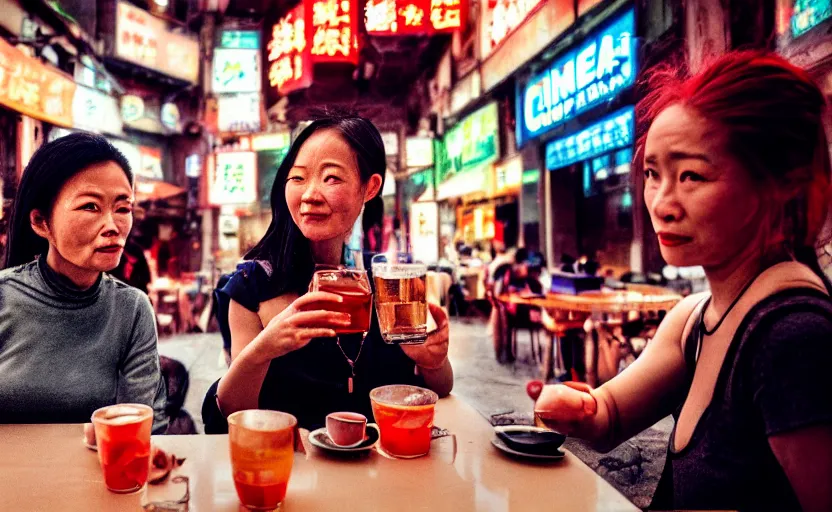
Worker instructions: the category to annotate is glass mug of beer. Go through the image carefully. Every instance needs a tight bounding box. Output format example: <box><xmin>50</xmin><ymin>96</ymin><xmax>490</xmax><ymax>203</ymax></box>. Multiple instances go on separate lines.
<box><xmin>371</xmin><ymin>253</ymin><xmax>428</xmax><ymax>344</ymax></box>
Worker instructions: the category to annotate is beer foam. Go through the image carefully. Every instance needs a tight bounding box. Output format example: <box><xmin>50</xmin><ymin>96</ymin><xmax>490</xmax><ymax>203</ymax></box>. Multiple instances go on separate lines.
<box><xmin>371</xmin><ymin>263</ymin><xmax>427</xmax><ymax>279</ymax></box>
<box><xmin>107</xmin><ymin>414</ymin><xmax>144</xmax><ymax>425</ymax></box>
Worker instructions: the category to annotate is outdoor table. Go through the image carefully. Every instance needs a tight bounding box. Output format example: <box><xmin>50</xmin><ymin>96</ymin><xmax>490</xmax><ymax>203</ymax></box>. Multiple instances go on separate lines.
<box><xmin>499</xmin><ymin>285</ymin><xmax>682</xmax><ymax>382</ymax></box>
<box><xmin>0</xmin><ymin>395</ymin><xmax>637</xmax><ymax>511</ymax></box>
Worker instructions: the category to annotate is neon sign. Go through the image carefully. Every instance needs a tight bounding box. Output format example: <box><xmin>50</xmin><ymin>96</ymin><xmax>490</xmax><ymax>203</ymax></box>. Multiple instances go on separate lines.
<box><xmin>267</xmin><ymin>4</ymin><xmax>313</xmax><ymax>95</ymax></box>
<box><xmin>365</xmin><ymin>0</ymin><xmax>464</xmax><ymax>35</ymax></box>
<box><xmin>791</xmin><ymin>0</ymin><xmax>832</xmax><ymax>38</ymax></box>
<box><xmin>517</xmin><ymin>8</ymin><xmax>636</xmax><ymax>146</ymax></box>
<box><xmin>545</xmin><ymin>106</ymin><xmax>634</xmax><ymax>170</ymax></box>
<box><xmin>307</xmin><ymin>0</ymin><xmax>359</xmax><ymax>64</ymax></box>
<box><xmin>484</xmin><ymin>0</ymin><xmax>545</xmax><ymax>55</ymax></box>
<box><xmin>365</xmin><ymin>0</ymin><xmax>429</xmax><ymax>35</ymax></box>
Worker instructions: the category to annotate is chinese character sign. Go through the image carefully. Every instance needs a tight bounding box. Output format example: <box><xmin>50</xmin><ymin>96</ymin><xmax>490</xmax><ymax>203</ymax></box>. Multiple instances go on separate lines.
<box><xmin>429</xmin><ymin>0</ymin><xmax>465</xmax><ymax>32</ymax></box>
<box><xmin>267</xmin><ymin>4</ymin><xmax>312</xmax><ymax>95</ymax></box>
<box><xmin>306</xmin><ymin>0</ymin><xmax>359</xmax><ymax>63</ymax></box>
<box><xmin>0</xmin><ymin>37</ymin><xmax>75</xmax><ymax>127</ymax></box>
<box><xmin>211</xmin><ymin>152</ymin><xmax>258</xmax><ymax>206</ymax></box>
<box><xmin>365</xmin><ymin>0</ymin><xmax>430</xmax><ymax>35</ymax></box>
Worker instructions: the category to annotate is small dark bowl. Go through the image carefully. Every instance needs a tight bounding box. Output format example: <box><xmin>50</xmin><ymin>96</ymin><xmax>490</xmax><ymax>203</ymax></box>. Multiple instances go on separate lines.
<box><xmin>495</xmin><ymin>426</ymin><xmax>566</xmax><ymax>455</ymax></box>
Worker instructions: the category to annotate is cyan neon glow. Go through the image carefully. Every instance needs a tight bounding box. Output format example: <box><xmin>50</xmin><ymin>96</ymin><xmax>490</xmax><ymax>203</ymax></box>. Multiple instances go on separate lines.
<box><xmin>517</xmin><ymin>8</ymin><xmax>636</xmax><ymax>146</ymax></box>
<box><xmin>545</xmin><ymin>106</ymin><xmax>634</xmax><ymax>170</ymax></box>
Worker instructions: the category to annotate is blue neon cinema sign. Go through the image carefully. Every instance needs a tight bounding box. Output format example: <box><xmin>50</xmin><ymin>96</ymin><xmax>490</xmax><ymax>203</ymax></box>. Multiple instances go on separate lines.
<box><xmin>516</xmin><ymin>8</ymin><xmax>636</xmax><ymax>146</ymax></box>
<box><xmin>545</xmin><ymin>106</ymin><xmax>634</xmax><ymax>170</ymax></box>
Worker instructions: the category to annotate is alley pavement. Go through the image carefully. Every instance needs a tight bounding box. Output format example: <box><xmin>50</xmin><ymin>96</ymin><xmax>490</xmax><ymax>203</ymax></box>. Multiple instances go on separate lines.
<box><xmin>158</xmin><ymin>317</ymin><xmax>671</xmax><ymax>508</ymax></box>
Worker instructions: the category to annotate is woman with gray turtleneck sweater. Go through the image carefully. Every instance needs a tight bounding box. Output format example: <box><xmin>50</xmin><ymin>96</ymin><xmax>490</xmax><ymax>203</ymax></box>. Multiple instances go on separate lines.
<box><xmin>0</xmin><ymin>133</ymin><xmax>166</xmax><ymax>433</ymax></box>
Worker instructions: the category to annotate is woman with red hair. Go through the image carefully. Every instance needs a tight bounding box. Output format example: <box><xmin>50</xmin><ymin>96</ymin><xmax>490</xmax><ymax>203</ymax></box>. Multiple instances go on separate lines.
<box><xmin>534</xmin><ymin>51</ymin><xmax>832</xmax><ymax>511</ymax></box>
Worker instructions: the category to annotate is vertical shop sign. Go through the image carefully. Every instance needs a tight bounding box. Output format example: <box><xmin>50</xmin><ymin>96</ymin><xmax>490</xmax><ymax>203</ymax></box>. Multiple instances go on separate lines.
<box><xmin>306</xmin><ymin>0</ymin><xmax>359</xmax><ymax>64</ymax></box>
<box><xmin>211</xmin><ymin>152</ymin><xmax>258</xmax><ymax>206</ymax></box>
<box><xmin>267</xmin><ymin>4</ymin><xmax>313</xmax><ymax>95</ymax></box>
<box><xmin>213</xmin><ymin>48</ymin><xmax>261</xmax><ymax>93</ymax></box>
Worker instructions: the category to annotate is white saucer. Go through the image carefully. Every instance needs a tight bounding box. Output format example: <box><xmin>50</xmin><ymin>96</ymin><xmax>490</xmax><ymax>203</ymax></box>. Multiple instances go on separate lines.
<box><xmin>491</xmin><ymin>436</ymin><xmax>565</xmax><ymax>462</ymax></box>
<box><xmin>308</xmin><ymin>424</ymin><xmax>379</xmax><ymax>453</ymax></box>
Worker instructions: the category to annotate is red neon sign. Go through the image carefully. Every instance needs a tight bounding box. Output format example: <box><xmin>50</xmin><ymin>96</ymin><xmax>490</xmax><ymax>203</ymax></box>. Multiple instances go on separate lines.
<box><xmin>365</xmin><ymin>0</ymin><xmax>429</xmax><ymax>35</ymax></box>
<box><xmin>429</xmin><ymin>0</ymin><xmax>464</xmax><ymax>32</ymax></box>
<box><xmin>266</xmin><ymin>4</ymin><xmax>313</xmax><ymax>95</ymax></box>
<box><xmin>306</xmin><ymin>0</ymin><xmax>359</xmax><ymax>64</ymax></box>
<box><xmin>365</xmin><ymin>0</ymin><xmax>464</xmax><ymax>35</ymax></box>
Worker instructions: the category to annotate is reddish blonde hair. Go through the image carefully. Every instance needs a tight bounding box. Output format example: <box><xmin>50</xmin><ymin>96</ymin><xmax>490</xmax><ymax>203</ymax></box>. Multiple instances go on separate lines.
<box><xmin>636</xmin><ymin>51</ymin><xmax>831</xmax><ymax>269</ymax></box>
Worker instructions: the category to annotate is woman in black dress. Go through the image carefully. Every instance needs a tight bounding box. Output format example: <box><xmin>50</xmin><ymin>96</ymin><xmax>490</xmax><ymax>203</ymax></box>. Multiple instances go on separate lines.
<box><xmin>205</xmin><ymin>112</ymin><xmax>452</xmax><ymax>431</ymax></box>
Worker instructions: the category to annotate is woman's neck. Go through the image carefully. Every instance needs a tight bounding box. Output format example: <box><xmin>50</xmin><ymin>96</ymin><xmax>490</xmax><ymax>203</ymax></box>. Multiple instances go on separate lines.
<box><xmin>702</xmin><ymin>243</ymin><xmax>765</xmax><ymax>317</ymax></box>
<box><xmin>310</xmin><ymin>238</ymin><xmax>345</xmax><ymax>266</ymax></box>
<box><xmin>45</xmin><ymin>248</ymin><xmax>100</xmax><ymax>290</ymax></box>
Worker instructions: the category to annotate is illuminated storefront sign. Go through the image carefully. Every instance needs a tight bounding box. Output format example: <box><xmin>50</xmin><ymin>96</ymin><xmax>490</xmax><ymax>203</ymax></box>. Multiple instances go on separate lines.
<box><xmin>218</xmin><ymin>30</ymin><xmax>261</xmax><ymax>49</ymax></box>
<box><xmin>72</xmin><ymin>85</ymin><xmax>123</xmax><ymax>135</ymax></box>
<box><xmin>440</xmin><ymin>101</ymin><xmax>499</xmax><ymax>181</ymax></box>
<box><xmin>410</xmin><ymin>201</ymin><xmax>439</xmax><ymax>263</ymax></box>
<box><xmin>213</xmin><ymin>48</ymin><xmax>261</xmax><ymax>93</ymax></box>
<box><xmin>251</xmin><ymin>132</ymin><xmax>291</xmax><ymax>151</ymax></box>
<box><xmin>482</xmin><ymin>0</ymin><xmax>545</xmax><ymax>56</ymax></box>
<box><xmin>545</xmin><ymin>106</ymin><xmax>634</xmax><ymax>170</ymax></box>
<box><xmin>791</xmin><ymin>0</ymin><xmax>832</xmax><ymax>38</ymax></box>
<box><xmin>381</xmin><ymin>131</ymin><xmax>399</xmax><ymax>155</ymax></box>
<box><xmin>429</xmin><ymin>0</ymin><xmax>465</xmax><ymax>31</ymax></box>
<box><xmin>160</xmin><ymin>102</ymin><xmax>180</xmax><ymax>131</ymax></box>
<box><xmin>217</xmin><ymin>93</ymin><xmax>261</xmax><ymax>133</ymax></box>
<box><xmin>307</xmin><ymin>0</ymin><xmax>359</xmax><ymax>64</ymax></box>
<box><xmin>211</xmin><ymin>152</ymin><xmax>258</xmax><ymax>206</ymax></box>
<box><xmin>0</xmin><ymin>37</ymin><xmax>75</xmax><ymax>127</ymax></box>
<box><xmin>406</xmin><ymin>136</ymin><xmax>434</xmax><ymax>168</ymax></box>
<box><xmin>517</xmin><ymin>8</ymin><xmax>636</xmax><ymax>146</ymax></box>
<box><xmin>267</xmin><ymin>4</ymin><xmax>313</xmax><ymax>95</ymax></box>
<box><xmin>114</xmin><ymin>1</ymin><xmax>199</xmax><ymax>83</ymax></box>
<box><xmin>365</xmin><ymin>0</ymin><xmax>464</xmax><ymax>35</ymax></box>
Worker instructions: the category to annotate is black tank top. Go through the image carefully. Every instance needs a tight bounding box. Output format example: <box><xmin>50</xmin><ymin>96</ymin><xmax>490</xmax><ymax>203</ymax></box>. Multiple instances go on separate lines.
<box><xmin>651</xmin><ymin>288</ymin><xmax>832</xmax><ymax>511</ymax></box>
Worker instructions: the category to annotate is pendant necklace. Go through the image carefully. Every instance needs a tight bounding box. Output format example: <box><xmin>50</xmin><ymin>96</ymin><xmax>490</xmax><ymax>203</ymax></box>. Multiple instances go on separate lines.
<box><xmin>335</xmin><ymin>336</ymin><xmax>366</xmax><ymax>393</ymax></box>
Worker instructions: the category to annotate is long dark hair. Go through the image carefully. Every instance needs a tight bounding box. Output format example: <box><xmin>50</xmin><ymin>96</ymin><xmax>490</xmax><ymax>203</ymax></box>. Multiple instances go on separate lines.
<box><xmin>245</xmin><ymin>111</ymin><xmax>387</xmax><ymax>296</ymax></box>
<box><xmin>637</xmin><ymin>51</ymin><xmax>832</xmax><ymax>291</ymax></box>
<box><xmin>3</xmin><ymin>132</ymin><xmax>132</xmax><ymax>269</ymax></box>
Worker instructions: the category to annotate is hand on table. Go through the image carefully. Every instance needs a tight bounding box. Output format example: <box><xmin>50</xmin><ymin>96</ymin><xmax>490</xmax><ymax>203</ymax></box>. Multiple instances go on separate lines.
<box><xmin>401</xmin><ymin>303</ymin><xmax>450</xmax><ymax>370</ymax></box>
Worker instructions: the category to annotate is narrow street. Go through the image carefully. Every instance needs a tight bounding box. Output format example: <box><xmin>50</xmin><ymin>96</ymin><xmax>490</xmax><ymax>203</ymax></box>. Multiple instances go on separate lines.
<box><xmin>159</xmin><ymin>318</ymin><xmax>671</xmax><ymax>508</ymax></box>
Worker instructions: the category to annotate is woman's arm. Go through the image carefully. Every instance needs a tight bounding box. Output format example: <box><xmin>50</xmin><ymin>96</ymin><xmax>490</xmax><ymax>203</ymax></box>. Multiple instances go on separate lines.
<box><xmin>536</xmin><ymin>293</ymin><xmax>705</xmax><ymax>451</ymax></box>
<box><xmin>118</xmin><ymin>292</ymin><xmax>167</xmax><ymax>434</ymax></box>
<box><xmin>217</xmin><ymin>292</ymin><xmax>351</xmax><ymax>416</ymax></box>
<box><xmin>769</xmin><ymin>425</ymin><xmax>832</xmax><ymax>512</ymax></box>
<box><xmin>215</xmin><ymin>300</ymin><xmax>276</xmax><ymax>414</ymax></box>
<box><xmin>403</xmin><ymin>303</ymin><xmax>454</xmax><ymax>397</ymax></box>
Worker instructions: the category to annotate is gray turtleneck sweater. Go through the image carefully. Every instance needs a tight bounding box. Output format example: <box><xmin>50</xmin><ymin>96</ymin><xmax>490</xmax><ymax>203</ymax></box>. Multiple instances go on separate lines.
<box><xmin>0</xmin><ymin>258</ymin><xmax>167</xmax><ymax>433</ymax></box>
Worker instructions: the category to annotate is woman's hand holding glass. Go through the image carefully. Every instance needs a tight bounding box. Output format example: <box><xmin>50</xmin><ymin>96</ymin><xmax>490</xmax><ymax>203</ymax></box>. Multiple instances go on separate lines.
<box><xmin>254</xmin><ymin>292</ymin><xmax>351</xmax><ymax>361</ymax></box>
<box><xmin>534</xmin><ymin>382</ymin><xmax>599</xmax><ymax>435</ymax></box>
<box><xmin>401</xmin><ymin>303</ymin><xmax>450</xmax><ymax>370</ymax></box>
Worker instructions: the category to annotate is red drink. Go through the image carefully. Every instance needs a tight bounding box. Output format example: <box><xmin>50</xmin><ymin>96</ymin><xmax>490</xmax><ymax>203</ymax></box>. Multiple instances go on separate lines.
<box><xmin>371</xmin><ymin>402</ymin><xmax>434</xmax><ymax>457</ymax></box>
<box><xmin>370</xmin><ymin>385</ymin><xmax>438</xmax><ymax>458</ymax></box>
<box><xmin>317</xmin><ymin>283</ymin><xmax>372</xmax><ymax>334</ymax></box>
<box><xmin>91</xmin><ymin>404</ymin><xmax>153</xmax><ymax>493</ymax></box>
